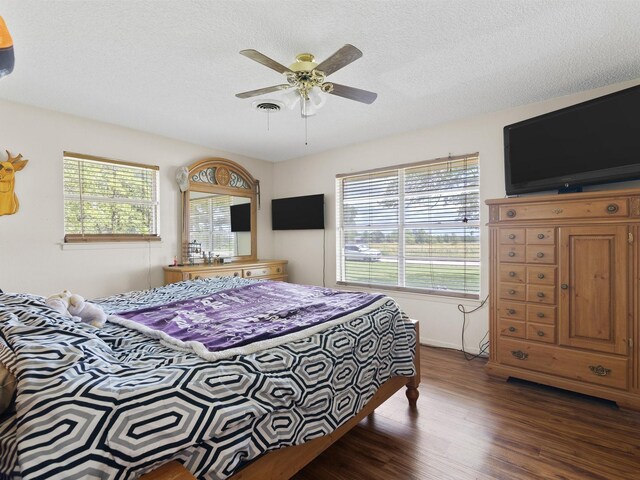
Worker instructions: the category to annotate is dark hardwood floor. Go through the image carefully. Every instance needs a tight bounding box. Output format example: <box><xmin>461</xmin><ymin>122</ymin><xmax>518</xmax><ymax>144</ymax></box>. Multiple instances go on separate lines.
<box><xmin>294</xmin><ymin>346</ymin><xmax>640</xmax><ymax>480</ymax></box>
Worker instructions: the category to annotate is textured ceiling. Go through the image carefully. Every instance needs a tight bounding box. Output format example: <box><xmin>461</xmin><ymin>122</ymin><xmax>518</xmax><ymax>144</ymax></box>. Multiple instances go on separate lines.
<box><xmin>0</xmin><ymin>1</ymin><xmax>639</xmax><ymax>162</ymax></box>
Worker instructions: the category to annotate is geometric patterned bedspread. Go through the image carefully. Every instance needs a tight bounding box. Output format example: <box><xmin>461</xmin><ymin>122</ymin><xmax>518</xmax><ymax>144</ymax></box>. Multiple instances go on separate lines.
<box><xmin>0</xmin><ymin>278</ymin><xmax>416</xmax><ymax>479</ymax></box>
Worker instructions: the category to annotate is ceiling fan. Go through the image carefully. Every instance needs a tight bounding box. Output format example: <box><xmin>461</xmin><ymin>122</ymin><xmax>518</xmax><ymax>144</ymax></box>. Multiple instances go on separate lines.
<box><xmin>235</xmin><ymin>44</ymin><xmax>377</xmax><ymax>108</ymax></box>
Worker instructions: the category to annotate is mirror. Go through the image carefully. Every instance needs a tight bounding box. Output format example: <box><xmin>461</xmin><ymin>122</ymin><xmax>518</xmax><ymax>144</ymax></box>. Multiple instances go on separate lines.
<box><xmin>181</xmin><ymin>158</ymin><xmax>258</xmax><ymax>263</ymax></box>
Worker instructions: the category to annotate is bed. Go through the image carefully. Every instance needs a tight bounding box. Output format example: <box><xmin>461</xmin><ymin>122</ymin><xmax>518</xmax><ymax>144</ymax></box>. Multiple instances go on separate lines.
<box><xmin>0</xmin><ymin>277</ymin><xmax>419</xmax><ymax>479</ymax></box>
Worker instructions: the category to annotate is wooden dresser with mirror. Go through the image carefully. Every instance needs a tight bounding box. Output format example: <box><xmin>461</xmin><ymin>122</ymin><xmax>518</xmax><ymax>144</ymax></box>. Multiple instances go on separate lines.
<box><xmin>163</xmin><ymin>157</ymin><xmax>287</xmax><ymax>285</ymax></box>
<box><xmin>486</xmin><ymin>188</ymin><xmax>640</xmax><ymax>410</ymax></box>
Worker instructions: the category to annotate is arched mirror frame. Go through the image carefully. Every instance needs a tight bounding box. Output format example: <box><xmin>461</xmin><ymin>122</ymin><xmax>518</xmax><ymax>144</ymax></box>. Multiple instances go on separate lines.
<box><xmin>181</xmin><ymin>157</ymin><xmax>258</xmax><ymax>263</ymax></box>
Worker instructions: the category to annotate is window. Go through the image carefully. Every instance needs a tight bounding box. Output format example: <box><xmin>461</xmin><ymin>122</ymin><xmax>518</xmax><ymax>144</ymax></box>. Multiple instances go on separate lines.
<box><xmin>189</xmin><ymin>194</ymin><xmax>235</xmax><ymax>257</ymax></box>
<box><xmin>336</xmin><ymin>154</ymin><xmax>480</xmax><ymax>299</ymax></box>
<box><xmin>63</xmin><ymin>152</ymin><xmax>160</xmax><ymax>242</ymax></box>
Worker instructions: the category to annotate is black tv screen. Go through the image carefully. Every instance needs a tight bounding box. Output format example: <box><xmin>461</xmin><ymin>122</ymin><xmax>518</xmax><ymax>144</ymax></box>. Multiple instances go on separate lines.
<box><xmin>230</xmin><ymin>203</ymin><xmax>251</xmax><ymax>232</ymax></box>
<box><xmin>272</xmin><ymin>194</ymin><xmax>325</xmax><ymax>230</ymax></box>
<box><xmin>504</xmin><ymin>84</ymin><xmax>640</xmax><ymax>195</ymax></box>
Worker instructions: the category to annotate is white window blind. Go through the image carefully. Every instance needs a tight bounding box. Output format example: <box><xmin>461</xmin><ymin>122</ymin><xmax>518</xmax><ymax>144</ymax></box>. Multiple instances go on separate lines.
<box><xmin>63</xmin><ymin>152</ymin><xmax>160</xmax><ymax>242</ymax></box>
<box><xmin>189</xmin><ymin>195</ymin><xmax>235</xmax><ymax>257</ymax></box>
<box><xmin>336</xmin><ymin>154</ymin><xmax>480</xmax><ymax>299</ymax></box>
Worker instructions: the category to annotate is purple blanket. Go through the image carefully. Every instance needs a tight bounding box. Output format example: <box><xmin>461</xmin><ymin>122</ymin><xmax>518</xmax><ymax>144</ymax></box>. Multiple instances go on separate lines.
<box><xmin>112</xmin><ymin>281</ymin><xmax>384</xmax><ymax>358</ymax></box>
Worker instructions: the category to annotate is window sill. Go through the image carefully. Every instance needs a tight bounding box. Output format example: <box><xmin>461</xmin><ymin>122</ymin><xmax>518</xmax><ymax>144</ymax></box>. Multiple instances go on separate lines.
<box><xmin>60</xmin><ymin>241</ymin><xmax>165</xmax><ymax>251</ymax></box>
<box><xmin>335</xmin><ymin>281</ymin><xmax>481</xmax><ymax>303</ymax></box>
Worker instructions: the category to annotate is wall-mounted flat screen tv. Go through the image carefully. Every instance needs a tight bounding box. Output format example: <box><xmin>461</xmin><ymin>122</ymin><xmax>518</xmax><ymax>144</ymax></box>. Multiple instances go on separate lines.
<box><xmin>272</xmin><ymin>194</ymin><xmax>325</xmax><ymax>230</ymax></box>
<box><xmin>504</xmin><ymin>84</ymin><xmax>640</xmax><ymax>195</ymax></box>
<box><xmin>230</xmin><ymin>203</ymin><xmax>251</xmax><ymax>232</ymax></box>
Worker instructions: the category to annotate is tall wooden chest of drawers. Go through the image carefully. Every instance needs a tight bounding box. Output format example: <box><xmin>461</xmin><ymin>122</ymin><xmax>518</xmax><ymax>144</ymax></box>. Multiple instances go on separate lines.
<box><xmin>486</xmin><ymin>189</ymin><xmax>640</xmax><ymax>410</ymax></box>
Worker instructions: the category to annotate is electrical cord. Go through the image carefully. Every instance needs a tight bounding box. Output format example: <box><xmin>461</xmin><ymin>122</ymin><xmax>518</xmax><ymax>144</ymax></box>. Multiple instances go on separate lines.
<box><xmin>322</xmin><ymin>228</ymin><xmax>326</xmax><ymax>287</ymax></box>
<box><xmin>458</xmin><ymin>294</ymin><xmax>490</xmax><ymax>361</ymax></box>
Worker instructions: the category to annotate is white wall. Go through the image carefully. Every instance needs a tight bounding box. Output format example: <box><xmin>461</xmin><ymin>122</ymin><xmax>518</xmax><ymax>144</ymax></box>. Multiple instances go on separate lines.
<box><xmin>0</xmin><ymin>99</ymin><xmax>274</xmax><ymax>298</ymax></box>
<box><xmin>272</xmin><ymin>79</ymin><xmax>640</xmax><ymax>353</ymax></box>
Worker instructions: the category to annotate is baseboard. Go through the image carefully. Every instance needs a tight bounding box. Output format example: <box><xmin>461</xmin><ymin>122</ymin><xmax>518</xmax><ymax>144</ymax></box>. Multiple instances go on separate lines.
<box><xmin>420</xmin><ymin>338</ymin><xmax>489</xmax><ymax>357</ymax></box>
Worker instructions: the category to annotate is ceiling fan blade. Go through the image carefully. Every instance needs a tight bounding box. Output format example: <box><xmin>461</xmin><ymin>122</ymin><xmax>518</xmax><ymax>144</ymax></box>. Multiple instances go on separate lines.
<box><xmin>235</xmin><ymin>84</ymin><xmax>292</xmax><ymax>99</ymax></box>
<box><xmin>239</xmin><ymin>49</ymin><xmax>292</xmax><ymax>74</ymax></box>
<box><xmin>327</xmin><ymin>83</ymin><xmax>377</xmax><ymax>104</ymax></box>
<box><xmin>316</xmin><ymin>44</ymin><xmax>363</xmax><ymax>76</ymax></box>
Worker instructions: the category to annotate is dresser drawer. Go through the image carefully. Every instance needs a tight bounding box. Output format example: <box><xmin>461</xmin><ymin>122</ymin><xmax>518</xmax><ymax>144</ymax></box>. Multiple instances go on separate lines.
<box><xmin>498</xmin><ymin>301</ymin><xmax>526</xmax><ymax>321</ymax></box>
<box><xmin>499</xmin><ymin>265</ymin><xmax>526</xmax><ymax>283</ymax></box>
<box><xmin>526</xmin><ymin>284</ymin><xmax>555</xmax><ymax>304</ymax></box>
<box><xmin>499</xmin><ymin>283</ymin><xmax>525</xmax><ymax>301</ymax></box>
<box><xmin>499</xmin><ymin>245</ymin><xmax>525</xmax><ymax>263</ymax></box>
<box><xmin>190</xmin><ymin>269</ymin><xmax>241</xmax><ymax>280</ymax></box>
<box><xmin>243</xmin><ymin>264</ymin><xmax>286</xmax><ymax>278</ymax></box>
<box><xmin>526</xmin><ymin>304</ymin><xmax>556</xmax><ymax>325</ymax></box>
<box><xmin>526</xmin><ymin>266</ymin><xmax>556</xmax><ymax>285</ymax></box>
<box><xmin>500</xmin><ymin>228</ymin><xmax>525</xmax><ymax>244</ymax></box>
<box><xmin>526</xmin><ymin>323</ymin><xmax>556</xmax><ymax>344</ymax></box>
<box><xmin>499</xmin><ymin>319</ymin><xmax>526</xmax><ymax>339</ymax></box>
<box><xmin>497</xmin><ymin>339</ymin><xmax>628</xmax><ymax>390</ymax></box>
<box><xmin>526</xmin><ymin>245</ymin><xmax>555</xmax><ymax>264</ymax></box>
<box><xmin>498</xmin><ymin>198</ymin><xmax>629</xmax><ymax>222</ymax></box>
<box><xmin>526</xmin><ymin>228</ymin><xmax>555</xmax><ymax>245</ymax></box>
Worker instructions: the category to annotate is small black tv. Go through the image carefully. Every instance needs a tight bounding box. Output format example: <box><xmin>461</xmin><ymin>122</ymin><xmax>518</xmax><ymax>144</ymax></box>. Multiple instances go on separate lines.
<box><xmin>230</xmin><ymin>203</ymin><xmax>251</xmax><ymax>232</ymax></box>
<box><xmin>272</xmin><ymin>194</ymin><xmax>325</xmax><ymax>230</ymax></box>
<box><xmin>504</xmin><ymin>84</ymin><xmax>640</xmax><ymax>195</ymax></box>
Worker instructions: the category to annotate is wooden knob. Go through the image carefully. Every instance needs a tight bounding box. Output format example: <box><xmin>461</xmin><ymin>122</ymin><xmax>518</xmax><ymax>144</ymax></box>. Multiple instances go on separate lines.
<box><xmin>506</xmin><ymin>209</ymin><xmax>516</xmax><ymax>218</ymax></box>
<box><xmin>536</xmin><ymin>252</ymin><xmax>544</xmax><ymax>258</ymax></box>
<box><xmin>537</xmin><ymin>292</ymin><xmax>545</xmax><ymax>298</ymax></box>
<box><xmin>508</xmin><ymin>326</ymin><xmax>516</xmax><ymax>332</ymax></box>
<box><xmin>234</xmin><ymin>272</ymin><xmax>239</xmax><ymax>277</ymax></box>
<box><xmin>537</xmin><ymin>331</ymin><xmax>545</xmax><ymax>337</ymax></box>
<box><xmin>561</xmin><ymin>283</ymin><xmax>568</xmax><ymax>289</ymax></box>
<box><xmin>537</xmin><ymin>273</ymin><xmax>545</xmax><ymax>279</ymax></box>
<box><xmin>245</xmin><ymin>271</ymin><xmax>251</xmax><ymax>276</ymax></box>
<box><xmin>194</xmin><ymin>276</ymin><xmax>201</xmax><ymax>280</ymax></box>
<box><xmin>509</xmin><ymin>289</ymin><xmax>516</xmax><ymax>295</ymax></box>
<box><xmin>508</xmin><ymin>233</ymin><xmax>516</xmax><ymax>240</ymax></box>
<box><xmin>509</xmin><ymin>271</ymin><xmax>516</xmax><ymax>277</ymax></box>
<box><xmin>276</xmin><ymin>268</ymin><xmax>281</xmax><ymax>273</ymax></box>
<box><xmin>537</xmin><ymin>312</ymin><xmax>545</xmax><ymax>318</ymax></box>
<box><xmin>606</xmin><ymin>204</ymin><xmax>619</xmax><ymax>213</ymax></box>
<box><xmin>508</xmin><ymin>251</ymin><xmax>516</xmax><ymax>257</ymax></box>
<box><xmin>537</xmin><ymin>233</ymin><xmax>545</xmax><ymax>239</ymax></box>
<box><xmin>507</xmin><ymin>309</ymin><xmax>516</xmax><ymax>315</ymax></box>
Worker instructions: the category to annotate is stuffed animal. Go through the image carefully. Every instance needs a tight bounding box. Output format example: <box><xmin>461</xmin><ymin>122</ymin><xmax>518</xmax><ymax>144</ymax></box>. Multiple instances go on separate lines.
<box><xmin>68</xmin><ymin>294</ymin><xmax>107</xmax><ymax>328</ymax></box>
<box><xmin>45</xmin><ymin>290</ymin><xmax>73</xmax><ymax>317</ymax></box>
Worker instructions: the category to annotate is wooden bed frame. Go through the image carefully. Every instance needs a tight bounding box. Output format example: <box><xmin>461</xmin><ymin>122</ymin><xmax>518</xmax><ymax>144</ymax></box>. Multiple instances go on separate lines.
<box><xmin>142</xmin><ymin>320</ymin><xmax>421</xmax><ymax>480</ymax></box>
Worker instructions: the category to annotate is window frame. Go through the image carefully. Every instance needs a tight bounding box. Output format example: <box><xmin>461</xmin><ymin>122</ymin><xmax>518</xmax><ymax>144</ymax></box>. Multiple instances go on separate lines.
<box><xmin>63</xmin><ymin>152</ymin><xmax>161</xmax><ymax>243</ymax></box>
<box><xmin>336</xmin><ymin>153</ymin><xmax>480</xmax><ymax>300</ymax></box>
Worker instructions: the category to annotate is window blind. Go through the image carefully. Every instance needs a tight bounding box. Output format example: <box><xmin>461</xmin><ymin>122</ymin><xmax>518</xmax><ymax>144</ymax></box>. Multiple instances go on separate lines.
<box><xmin>336</xmin><ymin>154</ymin><xmax>480</xmax><ymax>298</ymax></box>
<box><xmin>63</xmin><ymin>152</ymin><xmax>160</xmax><ymax>242</ymax></box>
<box><xmin>189</xmin><ymin>195</ymin><xmax>235</xmax><ymax>257</ymax></box>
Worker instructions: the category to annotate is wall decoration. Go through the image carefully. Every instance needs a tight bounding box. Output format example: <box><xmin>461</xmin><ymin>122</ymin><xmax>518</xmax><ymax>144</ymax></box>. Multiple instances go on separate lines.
<box><xmin>0</xmin><ymin>16</ymin><xmax>14</xmax><ymax>79</ymax></box>
<box><xmin>0</xmin><ymin>150</ymin><xmax>29</xmax><ymax>216</ymax></box>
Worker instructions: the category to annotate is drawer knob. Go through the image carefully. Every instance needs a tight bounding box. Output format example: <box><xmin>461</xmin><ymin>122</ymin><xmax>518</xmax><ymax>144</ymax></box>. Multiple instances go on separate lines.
<box><xmin>537</xmin><ymin>292</ymin><xmax>545</xmax><ymax>298</ymax></box>
<box><xmin>508</xmin><ymin>326</ymin><xmax>517</xmax><ymax>333</ymax></box>
<box><xmin>511</xmin><ymin>350</ymin><xmax>528</xmax><ymax>360</ymax></box>
<box><xmin>561</xmin><ymin>283</ymin><xmax>568</xmax><ymax>290</ymax></box>
<box><xmin>589</xmin><ymin>365</ymin><xmax>611</xmax><ymax>376</ymax></box>
<box><xmin>537</xmin><ymin>233</ymin><xmax>545</xmax><ymax>239</ymax></box>
<box><xmin>509</xmin><ymin>289</ymin><xmax>516</xmax><ymax>295</ymax></box>
<box><xmin>245</xmin><ymin>271</ymin><xmax>251</xmax><ymax>276</ymax></box>
<box><xmin>537</xmin><ymin>273</ymin><xmax>545</xmax><ymax>279</ymax></box>
<box><xmin>508</xmin><ymin>251</ymin><xmax>516</xmax><ymax>257</ymax></box>
<box><xmin>536</xmin><ymin>252</ymin><xmax>544</xmax><ymax>258</ymax></box>
<box><xmin>606</xmin><ymin>204</ymin><xmax>619</xmax><ymax>214</ymax></box>
<box><xmin>234</xmin><ymin>272</ymin><xmax>239</xmax><ymax>277</ymax></box>
<box><xmin>537</xmin><ymin>330</ymin><xmax>545</xmax><ymax>337</ymax></box>
<box><xmin>508</xmin><ymin>233</ymin><xmax>516</xmax><ymax>240</ymax></box>
<box><xmin>507</xmin><ymin>308</ymin><xmax>516</xmax><ymax>315</ymax></box>
<box><xmin>506</xmin><ymin>209</ymin><xmax>516</xmax><ymax>218</ymax></box>
<box><xmin>537</xmin><ymin>312</ymin><xmax>545</xmax><ymax>318</ymax></box>
<box><xmin>194</xmin><ymin>276</ymin><xmax>201</xmax><ymax>280</ymax></box>
<box><xmin>509</xmin><ymin>271</ymin><xmax>516</xmax><ymax>277</ymax></box>
<box><xmin>276</xmin><ymin>268</ymin><xmax>281</xmax><ymax>273</ymax></box>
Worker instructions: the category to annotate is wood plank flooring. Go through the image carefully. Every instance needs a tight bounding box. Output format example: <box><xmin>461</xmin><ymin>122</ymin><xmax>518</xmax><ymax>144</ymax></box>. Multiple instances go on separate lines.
<box><xmin>294</xmin><ymin>346</ymin><xmax>640</xmax><ymax>480</ymax></box>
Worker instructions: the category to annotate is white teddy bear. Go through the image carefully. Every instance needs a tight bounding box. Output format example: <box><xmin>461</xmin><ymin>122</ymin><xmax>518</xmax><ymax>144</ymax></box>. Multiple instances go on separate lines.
<box><xmin>68</xmin><ymin>294</ymin><xmax>107</xmax><ymax>328</ymax></box>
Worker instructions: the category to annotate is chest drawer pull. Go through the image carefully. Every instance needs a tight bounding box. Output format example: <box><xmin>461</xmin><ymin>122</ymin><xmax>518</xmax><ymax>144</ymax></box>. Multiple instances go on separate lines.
<box><xmin>511</xmin><ymin>350</ymin><xmax>528</xmax><ymax>360</ymax></box>
<box><xmin>536</xmin><ymin>252</ymin><xmax>544</xmax><ymax>258</ymax></box>
<box><xmin>245</xmin><ymin>271</ymin><xmax>252</xmax><ymax>276</ymax></box>
<box><xmin>537</xmin><ymin>331</ymin><xmax>545</xmax><ymax>337</ymax></box>
<box><xmin>508</xmin><ymin>233</ymin><xmax>516</xmax><ymax>239</ymax></box>
<box><xmin>509</xmin><ymin>289</ymin><xmax>516</xmax><ymax>295</ymax></box>
<box><xmin>507</xmin><ymin>308</ymin><xmax>516</xmax><ymax>315</ymax></box>
<box><xmin>606</xmin><ymin>204</ymin><xmax>619</xmax><ymax>213</ymax></box>
<box><xmin>537</xmin><ymin>273</ymin><xmax>545</xmax><ymax>279</ymax></box>
<box><xmin>508</xmin><ymin>326</ymin><xmax>517</xmax><ymax>332</ymax></box>
<box><xmin>508</xmin><ymin>251</ymin><xmax>516</xmax><ymax>257</ymax></box>
<box><xmin>234</xmin><ymin>272</ymin><xmax>239</xmax><ymax>277</ymax></box>
<box><xmin>537</xmin><ymin>312</ymin><xmax>545</xmax><ymax>318</ymax></box>
<box><xmin>194</xmin><ymin>275</ymin><xmax>201</xmax><ymax>280</ymax></box>
<box><xmin>561</xmin><ymin>283</ymin><xmax>568</xmax><ymax>289</ymax></box>
<box><xmin>537</xmin><ymin>292</ymin><xmax>545</xmax><ymax>298</ymax></box>
<box><xmin>537</xmin><ymin>233</ymin><xmax>545</xmax><ymax>239</ymax></box>
<box><xmin>506</xmin><ymin>209</ymin><xmax>516</xmax><ymax>218</ymax></box>
<box><xmin>589</xmin><ymin>365</ymin><xmax>611</xmax><ymax>376</ymax></box>
<box><xmin>509</xmin><ymin>271</ymin><xmax>516</xmax><ymax>277</ymax></box>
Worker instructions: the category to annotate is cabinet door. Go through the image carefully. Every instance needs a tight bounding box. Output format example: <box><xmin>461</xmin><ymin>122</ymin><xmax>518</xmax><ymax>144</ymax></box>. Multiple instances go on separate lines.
<box><xmin>558</xmin><ymin>226</ymin><xmax>629</xmax><ymax>355</ymax></box>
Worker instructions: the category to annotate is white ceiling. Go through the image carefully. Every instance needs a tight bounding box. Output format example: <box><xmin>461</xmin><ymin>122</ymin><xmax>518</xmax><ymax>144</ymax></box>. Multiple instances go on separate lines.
<box><xmin>0</xmin><ymin>1</ymin><xmax>639</xmax><ymax>162</ymax></box>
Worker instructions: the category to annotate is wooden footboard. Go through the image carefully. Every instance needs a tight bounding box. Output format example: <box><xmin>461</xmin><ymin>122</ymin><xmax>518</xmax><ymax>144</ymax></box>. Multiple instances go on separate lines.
<box><xmin>142</xmin><ymin>320</ymin><xmax>421</xmax><ymax>480</ymax></box>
